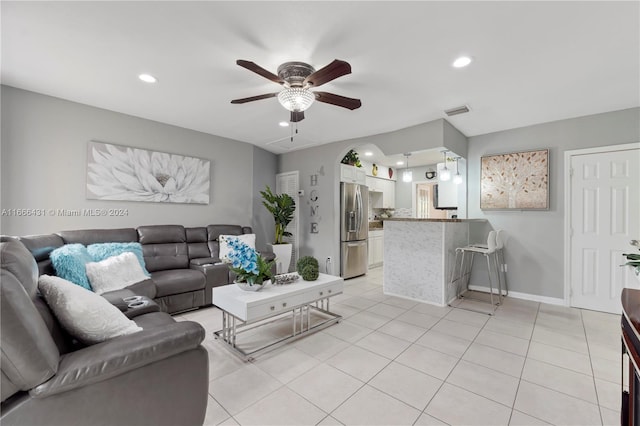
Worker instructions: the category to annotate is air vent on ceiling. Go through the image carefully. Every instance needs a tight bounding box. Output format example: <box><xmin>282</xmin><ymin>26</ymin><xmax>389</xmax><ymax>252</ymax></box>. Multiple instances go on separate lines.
<box><xmin>444</xmin><ymin>105</ymin><xmax>470</xmax><ymax>116</ymax></box>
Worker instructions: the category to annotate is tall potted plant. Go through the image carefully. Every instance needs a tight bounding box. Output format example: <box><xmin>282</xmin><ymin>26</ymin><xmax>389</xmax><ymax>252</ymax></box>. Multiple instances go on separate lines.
<box><xmin>260</xmin><ymin>185</ymin><xmax>296</xmax><ymax>273</ymax></box>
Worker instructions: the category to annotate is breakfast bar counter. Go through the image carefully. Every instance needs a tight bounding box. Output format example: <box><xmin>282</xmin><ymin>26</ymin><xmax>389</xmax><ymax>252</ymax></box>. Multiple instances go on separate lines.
<box><xmin>382</xmin><ymin>218</ymin><xmax>486</xmax><ymax>306</ymax></box>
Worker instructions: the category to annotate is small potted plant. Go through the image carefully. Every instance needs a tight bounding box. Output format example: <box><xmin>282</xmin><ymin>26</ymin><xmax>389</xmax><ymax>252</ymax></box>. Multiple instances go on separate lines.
<box><xmin>224</xmin><ymin>238</ymin><xmax>274</xmax><ymax>291</ymax></box>
<box><xmin>624</xmin><ymin>240</ymin><xmax>640</xmax><ymax>281</ymax></box>
<box><xmin>341</xmin><ymin>149</ymin><xmax>362</xmax><ymax>168</ymax></box>
<box><xmin>260</xmin><ymin>185</ymin><xmax>296</xmax><ymax>273</ymax></box>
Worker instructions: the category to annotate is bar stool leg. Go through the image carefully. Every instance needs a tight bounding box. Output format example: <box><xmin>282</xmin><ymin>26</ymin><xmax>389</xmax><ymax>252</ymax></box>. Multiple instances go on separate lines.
<box><xmin>485</xmin><ymin>254</ymin><xmax>495</xmax><ymax>306</ymax></box>
<box><xmin>493</xmin><ymin>250</ymin><xmax>503</xmax><ymax>305</ymax></box>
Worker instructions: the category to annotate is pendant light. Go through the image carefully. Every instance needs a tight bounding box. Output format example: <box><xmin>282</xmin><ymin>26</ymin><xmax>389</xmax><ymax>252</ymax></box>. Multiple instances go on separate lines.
<box><xmin>439</xmin><ymin>151</ymin><xmax>451</xmax><ymax>182</ymax></box>
<box><xmin>402</xmin><ymin>153</ymin><xmax>412</xmax><ymax>182</ymax></box>
<box><xmin>453</xmin><ymin>157</ymin><xmax>463</xmax><ymax>185</ymax></box>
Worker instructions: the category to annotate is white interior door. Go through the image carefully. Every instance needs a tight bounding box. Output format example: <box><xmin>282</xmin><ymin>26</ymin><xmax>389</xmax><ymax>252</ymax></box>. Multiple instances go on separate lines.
<box><xmin>569</xmin><ymin>146</ymin><xmax>640</xmax><ymax>313</ymax></box>
<box><xmin>276</xmin><ymin>171</ymin><xmax>299</xmax><ymax>272</ymax></box>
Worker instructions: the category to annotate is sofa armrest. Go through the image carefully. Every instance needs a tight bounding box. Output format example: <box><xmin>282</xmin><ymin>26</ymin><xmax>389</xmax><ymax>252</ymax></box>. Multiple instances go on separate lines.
<box><xmin>29</xmin><ymin>320</ymin><xmax>205</xmax><ymax>398</ymax></box>
<box><xmin>190</xmin><ymin>262</ymin><xmax>229</xmax><ymax>305</ymax></box>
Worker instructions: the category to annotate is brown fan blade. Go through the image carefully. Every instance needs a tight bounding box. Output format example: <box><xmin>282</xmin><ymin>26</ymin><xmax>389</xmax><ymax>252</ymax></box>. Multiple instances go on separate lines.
<box><xmin>230</xmin><ymin>93</ymin><xmax>278</xmax><ymax>104</ymax></box>
<box><xmin>236</xmin><ymin>60</ymin><xmax>284</xmax><ymax>85</ymax></box>
<box><xmin>304</xmin><ymin>59</ymin><xmax>352</xmax><ymax>87</ymax></box>
<box><xmin>314</xmin><ymin>92</ymin><xmax>362</xmax><ymax>110</ymax></box>
<box><xmin>290</xmin><ymin>111</ymin><xmax>305</xmax><ymax>123</ymax></box>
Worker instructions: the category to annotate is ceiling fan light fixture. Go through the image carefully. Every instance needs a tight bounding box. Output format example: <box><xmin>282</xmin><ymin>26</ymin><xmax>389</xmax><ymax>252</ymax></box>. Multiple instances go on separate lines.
<box><xmin>277</xmin><ymin>87</ymin><xmax>315</xmax><ymax>112</ymax></box>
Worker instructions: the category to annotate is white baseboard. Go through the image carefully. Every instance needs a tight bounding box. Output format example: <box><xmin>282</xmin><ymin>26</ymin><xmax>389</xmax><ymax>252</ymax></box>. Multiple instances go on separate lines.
<box><xmin>468</xmin><ymin>285</ymin><xmax>565</xmax><ymax>306</ymax></box>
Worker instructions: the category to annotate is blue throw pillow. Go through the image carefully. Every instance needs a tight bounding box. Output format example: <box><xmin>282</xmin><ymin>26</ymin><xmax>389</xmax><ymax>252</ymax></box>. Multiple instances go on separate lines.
<box><xmin>49</xmin><ymin>244</ymin><xmax>94</xmax><ymax>290</ymax></box>
<box><xmin>87</xmin><ymin>242</ymin><xmax>151</xmax><ymax>276</ymax></box>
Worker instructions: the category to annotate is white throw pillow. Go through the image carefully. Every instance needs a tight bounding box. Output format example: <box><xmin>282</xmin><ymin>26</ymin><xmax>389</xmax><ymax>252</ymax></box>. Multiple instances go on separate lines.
<box><xmin>38</xmin><ymin>275</ymin><xmax>142</xmax><ymax>345</ymax></box>
<box><xmin>85</xmin><ymin>252</ymin><xmax>149</xmax><ymax>295</ymax></box>
<box><xmin>218</xmin><ymin>234</ymin><xmax>256</xmax><ymax>262</ymax></box>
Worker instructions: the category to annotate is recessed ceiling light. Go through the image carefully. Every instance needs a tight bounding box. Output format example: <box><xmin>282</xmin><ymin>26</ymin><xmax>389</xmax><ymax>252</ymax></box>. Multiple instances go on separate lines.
<box><xmin>452</xmin><ymin>56</ymin><xmax>472</xmax><ymax>68</ymax></box>
<box><xmin>396</xmin><ymin>161</ymin><xmax>404</xmax><ymax>165</ymax></box>
<box><xmin>364</xmin><ymin>151</ymin><xmax>373</xmax><ymax>156</ymax></box>
<box><xmin>279</xmin><ymin>121</ymin><xmax>289</xmax><ymax>127</ymax></box>
<box><xmin>138</xmin><ymin>73</ymin><xmax>157</xmax><ymax>83</ymax></box>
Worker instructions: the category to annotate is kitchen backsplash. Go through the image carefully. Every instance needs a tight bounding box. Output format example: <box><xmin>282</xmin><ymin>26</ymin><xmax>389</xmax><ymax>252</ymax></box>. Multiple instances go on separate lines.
<box><xmin>392</xmin><ymin>208</ymin><xmax>412</xmax><ymax>218</ymax></box>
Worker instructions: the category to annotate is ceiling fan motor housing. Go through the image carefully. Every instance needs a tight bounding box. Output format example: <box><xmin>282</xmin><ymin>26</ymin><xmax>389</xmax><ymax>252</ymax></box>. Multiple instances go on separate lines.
<box><xmin>277</xmin><ymin>62</ymin><xmax>316</xmax><ymax>87</ymax></box>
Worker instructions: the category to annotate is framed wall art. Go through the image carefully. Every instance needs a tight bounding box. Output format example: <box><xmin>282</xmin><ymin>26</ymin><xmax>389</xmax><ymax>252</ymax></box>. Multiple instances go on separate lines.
<box><xmin>480</xmin><ymin>148</ymin><xmax>549</xmax><ymax>210</ymax></box>
<box><xmin>87</xmin><ymin>141</ymin><xmax>210</xmax><ymax>204</ymax></box>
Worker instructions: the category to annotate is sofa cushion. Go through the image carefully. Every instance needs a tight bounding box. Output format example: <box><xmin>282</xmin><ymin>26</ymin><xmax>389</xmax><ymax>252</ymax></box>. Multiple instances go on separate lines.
<box><xmin>207</xmin><ymin>225</ymin><xmax>245</xmax><ymax>242</ymax></box>
<box><xmin>85</xmin><ymin>252</ymin><xmax>149</xmax><ymax>295</ymax></box>
<box><xmin>87</xmin><ymin>242</ymin><xmax>150</xmax><ymax>276</ymax></box>
<box><xmin>151</xmin><ymin>269</ymin><xmax>205</xmax><ymax>298</ymax></box>
<box><xmin>137</xmin><ymin>225</ymin><xmax>186</xmax><ymax>245</ymax></box>
<box><xmin>49</xmin><ymin>244</ymin><xmax>93</xmax><ymax>290</ymax></box>
<box><xmin>19</xmin><ymin>234</ymin><xmax>64</xmax><ymax>276</ymax></box>
<box><xmin>58</xmin><ymin>228</ymin><xmax>138</xmax><ymax>245</ymax></box>
<box><xmin>142</xmin><ymin>243</ymin><xmax>189</xmax><ymax>272</ymax></box>
<box><xmin>38</xmin><ymin>275</ymin><xmax>142</xmax><ymax>345</ymax></box>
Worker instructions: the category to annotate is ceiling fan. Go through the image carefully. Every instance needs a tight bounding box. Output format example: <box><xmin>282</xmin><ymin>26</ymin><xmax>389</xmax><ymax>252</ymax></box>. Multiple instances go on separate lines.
<box><xmin>231</xmin><ymin>59</ymin><xmax>362</xmax><ymax>123</ymax></box>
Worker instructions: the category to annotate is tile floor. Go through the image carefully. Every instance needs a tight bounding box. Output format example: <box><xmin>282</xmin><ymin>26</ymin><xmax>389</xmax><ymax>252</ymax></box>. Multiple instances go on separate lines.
<box><xmin>176</xmin><ymin>267</ymin><xmax>622</xmax><ymax>426</ymax></box>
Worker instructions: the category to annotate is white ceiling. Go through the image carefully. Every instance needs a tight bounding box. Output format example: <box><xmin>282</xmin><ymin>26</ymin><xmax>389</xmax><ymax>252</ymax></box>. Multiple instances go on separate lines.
<box><xmin>2</xmin><ymin>1</ymin><xmax>638</xmax><ymax>162</ymax></box>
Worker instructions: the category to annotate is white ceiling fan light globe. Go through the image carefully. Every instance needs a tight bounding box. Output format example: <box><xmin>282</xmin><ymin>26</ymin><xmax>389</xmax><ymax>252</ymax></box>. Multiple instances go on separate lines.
<box><xmin>277</xmin><ymin>88</ymin><xmax>315</xmax><ymax>112</ymax></box>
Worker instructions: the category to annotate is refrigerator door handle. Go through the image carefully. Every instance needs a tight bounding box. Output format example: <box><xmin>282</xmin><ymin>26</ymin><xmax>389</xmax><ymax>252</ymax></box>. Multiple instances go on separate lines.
<box><xmin>355</xmin><ymin>186</ymin><xmax>363</xmax><ymax>233</ymax></box>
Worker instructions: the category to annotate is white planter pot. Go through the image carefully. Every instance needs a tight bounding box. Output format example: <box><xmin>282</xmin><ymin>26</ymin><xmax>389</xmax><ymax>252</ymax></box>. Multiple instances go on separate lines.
<box><xmin>269</xmin><ymin>243</ymin><xmax>292</xmax><ymax>274</ymax></box>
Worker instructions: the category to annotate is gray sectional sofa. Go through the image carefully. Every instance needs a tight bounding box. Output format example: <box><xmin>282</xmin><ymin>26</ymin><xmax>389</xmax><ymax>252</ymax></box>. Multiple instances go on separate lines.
<box><xmin>0</xmin><ymin>239</ymin><xmax>209</xmax><ymax>426</ymax></box>
<box><xmin>16</xmin><ymin>224</ymin><xmax>274</xmax><ymax>314</ymax></box>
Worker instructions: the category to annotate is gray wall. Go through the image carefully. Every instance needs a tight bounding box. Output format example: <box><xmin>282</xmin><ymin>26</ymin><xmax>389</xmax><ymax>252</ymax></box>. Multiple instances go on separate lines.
<box><xmin>252</xmin><ymin>147</ymin><xmax>277</xmax><ymax>251</ymax></box>
<box><xmin>1</xmin><ymin>86</ymin><xmax>277</xmax><ymax>237</ymax></box>
<box><xmin>467</xmin><ymin>107</ymin><xmax>640</xmax><ymax>299</ymax></box>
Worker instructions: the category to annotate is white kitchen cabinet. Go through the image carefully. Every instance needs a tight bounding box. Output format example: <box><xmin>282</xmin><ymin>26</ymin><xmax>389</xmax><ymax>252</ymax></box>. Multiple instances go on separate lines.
<box><xmin>368</xmin><ymin>230</ymin><xmax>384</xmax><ymax>267</ymax></box>
<box><xmin>381</xmin><ymin>179</ymin><xmax>395</xmax><ymax>208</ymax></box>
<box><xmin>340</xmin><ymin>164</ymin><xmax>366</xmax><ymax>185</ymax></box>
<box><xmin>365</xmin><ymin>176</ymin><xmax>395</xmax><ymax>208</ymax></box>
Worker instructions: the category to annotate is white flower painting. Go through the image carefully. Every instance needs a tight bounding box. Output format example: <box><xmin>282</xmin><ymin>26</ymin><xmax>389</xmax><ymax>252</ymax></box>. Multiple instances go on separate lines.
<box><xmin>87</xmin><ymin>141</ymin><xmax>210</xmax><ymax>204</ymax></box>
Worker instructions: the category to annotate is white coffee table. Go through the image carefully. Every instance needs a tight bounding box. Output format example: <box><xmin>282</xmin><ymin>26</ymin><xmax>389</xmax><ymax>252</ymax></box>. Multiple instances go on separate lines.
<box><xmin>213</xmin><ymin>273</ymin><xmax>344</xmax><ymax>360</ymax></box>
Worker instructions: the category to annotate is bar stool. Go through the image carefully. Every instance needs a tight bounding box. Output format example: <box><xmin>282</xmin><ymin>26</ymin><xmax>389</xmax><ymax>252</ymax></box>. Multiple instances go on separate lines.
<box><xmin>471</xmin><ymin>229</ymin><xmax>507</xmax><ymax>297</ymax></box>
<box><xmin>449</xmin><ymin>230</ymin><xmax>501</xmax><ymax>313</ymax></box>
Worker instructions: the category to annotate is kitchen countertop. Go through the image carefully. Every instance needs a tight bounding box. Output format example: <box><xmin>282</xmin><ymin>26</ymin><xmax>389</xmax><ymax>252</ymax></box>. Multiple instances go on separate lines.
<box><xmin>381</xmin><ymin>218</ymin><xmax>486</xmax><ymax>223</ymax></box>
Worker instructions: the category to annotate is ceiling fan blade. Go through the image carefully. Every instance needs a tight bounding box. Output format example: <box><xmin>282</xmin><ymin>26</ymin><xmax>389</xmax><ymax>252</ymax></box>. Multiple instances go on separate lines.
<box><xmin>230</xmin><ymin>93</ymin><xmax>278</xmax><ymax>104</ymax></box>
<box><xmin>314</xmin><ymin>92</ymin><xmax>362</xmax><ymax>110</ymax></box>
<box><xmin>304</xmin><ymin>59</ymin><xmax>352</xmax><ymax>87</ymax></box>
<box><xmin>290</xmin><ymin>111</ymin><xmax>305</xmax><ymax>122</ymax></box>
<box><xmin>236</xmin><ymin>60</ymin><xmax>284</xmax><ymax>85</ymax></box>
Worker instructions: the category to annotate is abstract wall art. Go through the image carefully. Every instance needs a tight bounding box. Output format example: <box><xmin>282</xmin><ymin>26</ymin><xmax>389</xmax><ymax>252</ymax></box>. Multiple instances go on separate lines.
<box><xmin>480</xmin><ymin>149</ymin><xmax>549</xmax><ymax>210</ymax></box>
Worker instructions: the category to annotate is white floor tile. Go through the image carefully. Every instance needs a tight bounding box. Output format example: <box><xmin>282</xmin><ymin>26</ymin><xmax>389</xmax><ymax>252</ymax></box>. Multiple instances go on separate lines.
<box><xmin>287</xmin><ymin>363</ymin><xmax>363</xmax><ymax>412</ymax></box>
<box><xmin>347</xmin><ymin>310</ymin><xmax>391</xmax><ymax>330</ymax></box>
<box><xmin>595</xmin><ymin>377</ymin><xmax>620</xmax><ymax>411</ymax></box>
<box><xmin>410</xmin><ymin>302</ymin><xmax>452</xmax><ymax>317</ymax></box>
<box><xmin>369</xmin><ymin>361</ymin><xmax>443</xmax><ymax>410</ymax></box>
<box><xmin>514</xmin><ymin>381</ymin><xmax>601</xmax><ymax>425</ymax></box>
<box><xmin>203</xmin><ymin>395</ymin><xmax>231</xmax><ymax>426</ymax></box>
<box><xmin>447</xmin><ymin>360</ymin><xmax>520</xmax><ymax>406</ymax></box>
<box><xmin>508</xmin><ymin>410</ymin><xmax>550</xmax><ymax>425</ymax></box>
<box><xmin>462</xmin><ymin>342</ymin><xmax>526</xmax><ymax>378</ymax></box>
<box><xmin>209</xmin><ymin>364</ymin><xmax>282</xmax><ymax>415</ymax></box>
<box><xmin>413</xmin><ymin>413</ymin><xmax>449</xmax><ymax>425</ymax></box>
<box><xmin>234</xmin><ymin>386</ymin><xmax>326</xmax><ymax>425</ymax></box>
<box><xmin>339</xmin><ymin>296</ymin><xmax>379</xmax><ymax>310</ymax></box>
<box><xmin>425</xmin><ymin>383</ymin><xmax>512</xmax><ymax>426</ymax></box>
<box><xmin>294</xmin><ymin>331</ymin><xmax>351</xmax><ymax>361</ymax></box>
<box><xmin>377</xmin><ymin>319</ymin><xmax>428</xmax><ymax>342</ymax></box>
<box><xmin>326</xmin><ymin>345</ymin><xmax>390</xmax><ymax>382</ymax></box>
<box><xmin>600</xmin><ymin>407</ymin><xmax>621</xmax><ymax>426</ymax></box>
<box><xmin>415</xmin><ymin>329</ymin><xmax>472</xmax><ymax>358</ymax></box>
<box><xmin>521</xmin><ymin>358</ymin><xmax>598</xmax><ymax>404</ymax></box>
<box><xmin>445</xmin><ymin>308</ymin><xmax>491</xmax><ymax>327</ymax></box>
<box><xmin>396</xmin><ymin>310</ymin><xmax>441</xmax><ymax>329</ymax></box>
<box><xmin>366</xmin><ymin>301</ymin><xmax>407</xmax><ymax>318</ymax></box>
<box><xmin>527</xmin><ymin>341</ymin><xmax>592</xmax><ymax>375</ymax></box>
<box><xmin>484</xmin><ymin>316</ymin><xmax>534</xmax><ymax>340</ymax></box>
<box><xmin>475</xmin><ymin>328</ymin><xmax>530</xmax><ymax>357</ymax></box>
<box><xmin>354</xmin><ymin>330</ymin><xmax>412</xmax><ymax>359</ymax></box>
<box><xmin>532</xmin><ymin>325</ymin><xmax>589</xmax><ymax>354</ymax></box>
<box><xmin>395</xmin><ymin>344</ymin><xmax>459</xmax><ymax>380</ymax></box>
<box><xmin>323</xmin><ymin>320</ymin><xmax>373</xmax><ymax>343</ymax></box>
<box><xmin>382</xmin><ymin>296</ymin><xmax>419</xmax><ymax>309</ymax></box>
<box><xmin>591</xmin><ymin>354</ymin><xmax>621</xmax><ymax>384</ymax></box>
<box><xmin>332</xmin><ymin>385</ymin><xmax>421</xmax><ymax>425</ymax></box>
<box><xmin>316</xmin><ymin>415</ymin><xmax>345</xmax><ymax>426</ymax></box>
<box><xmin>431</xmin><ymin>318</ymin><xmax>482</xmax><ymax>341</ymax></box>
<box><xmin>252</xmin><ymin>346</ymin><xmax>320</xmax><ymax>384</ymax></box>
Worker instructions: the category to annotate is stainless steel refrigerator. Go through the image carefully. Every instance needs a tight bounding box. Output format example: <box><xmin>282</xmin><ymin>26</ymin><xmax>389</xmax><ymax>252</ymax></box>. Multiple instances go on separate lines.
<box><xmin>340</xmin><ymin>182</ymin><xmax>369</xmax><ymax>279</ymax></box>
